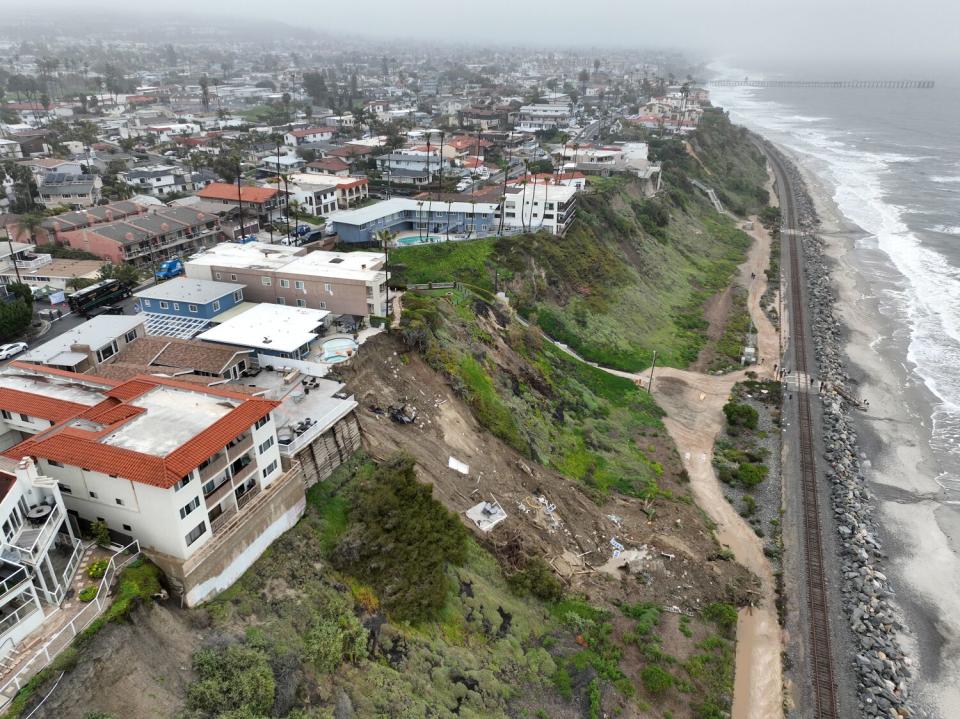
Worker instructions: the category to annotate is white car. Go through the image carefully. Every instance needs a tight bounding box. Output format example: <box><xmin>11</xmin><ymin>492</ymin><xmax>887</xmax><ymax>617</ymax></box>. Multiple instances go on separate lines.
<box><xmin>0</xmin><ymin>342</ymin><xmax>27</xmax><ymax>360</ymax></box>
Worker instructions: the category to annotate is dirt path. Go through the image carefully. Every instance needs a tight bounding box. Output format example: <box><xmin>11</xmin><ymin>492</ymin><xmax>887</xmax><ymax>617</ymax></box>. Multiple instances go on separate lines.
<box><xmin>549</xmin><ymin>224</ymin><xmax>785</xmax><ymax>718</ymax></box>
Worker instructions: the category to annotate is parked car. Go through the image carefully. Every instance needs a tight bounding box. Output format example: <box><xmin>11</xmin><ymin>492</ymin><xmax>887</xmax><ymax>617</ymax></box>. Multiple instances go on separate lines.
<box><xmin>0</xmin><ymin>342</ymin><xmax>28</xmax><ymax>360</ymax></box>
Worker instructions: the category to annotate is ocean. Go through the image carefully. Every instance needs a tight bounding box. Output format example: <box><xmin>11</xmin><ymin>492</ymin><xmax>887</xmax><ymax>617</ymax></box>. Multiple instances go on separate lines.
<box><xmin>708</xmin><ymin>66</ymin><xmax>960</xmax><ymax>715</ymax></box>
<box><xmin>709</xmin><ymin>70</ymin><xmax>960</xmax><ymax>495</ymax></box>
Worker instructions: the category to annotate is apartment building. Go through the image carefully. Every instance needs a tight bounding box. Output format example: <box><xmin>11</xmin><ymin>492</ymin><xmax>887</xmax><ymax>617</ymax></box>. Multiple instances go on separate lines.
<box><xmin>0</xmin><ymin>456</ymin><xmax>83</xmax><ymax>659</ymax></box>
<box><xmin>500</xmin><ymin>183</ymin><xmax>577</xmax><ymax>235</ymax></box>
<box><xmin>286</xmin><ymin>174</ymin><xmax>368</xmax><ymax>210</ymax></box>
<box><xmin>54</xmin><ymin>206</ymin><xmax>220</xmax><ymax>268</ymax></box>
<box><xmin>0</xmin><ymin>362</ymin><xmax>304</xmax><ymax>606</ymax></box>
<box><xmin>330</xmin><ymin>197</ymin><xmax>499</xmax><ymax>243</ymax></box>
<box><xmin>184</xmin><ymin>242</ymin><xmax>389</xmax><ymax>318</ymax></box>
<box><xmin>515</xmin><ymin>103</ymin><xmax>573</xmax><ymax>132</ymax></box>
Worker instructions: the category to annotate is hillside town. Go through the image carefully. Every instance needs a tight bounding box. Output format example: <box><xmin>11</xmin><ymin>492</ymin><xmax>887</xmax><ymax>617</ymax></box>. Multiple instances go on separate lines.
<box><xmin>0</xmin><ymin>13</ymin><xmax>824</xmax><ymax>719</ymax></box>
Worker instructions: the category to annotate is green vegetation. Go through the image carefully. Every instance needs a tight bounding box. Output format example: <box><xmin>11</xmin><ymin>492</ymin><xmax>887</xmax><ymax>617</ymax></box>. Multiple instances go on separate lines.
<box><xmin>399</xmin><ymin>290</ymin><xmax>671</xmax><ymax>499</ymax></box>
<box><xmin>723</xmin><ymin>401</ymin><xmax>758</xmax><ymax>431</ymax></box>
<box><xmin>330</xmin><ymin>453</ymin><xmax>468</xmax><ymax>622</ymax></box>
<box><xmin>78</xmin><ymin>586</ymin><xmax>97</xmax><ymax>602</ymax></box>
<box><xmin>709</xmin><ymin>288</ymin><xmax>752</xmax><ymax>372</ymax></box>
<box><xmin>185</xmin><ymin>644</ymin><xmax>276</xmax><ymax>719</ymax></box>
<box><xmin>90</xmin><ymin>519</ymin><xmax>111</xmax><ymax>547</ymax></box>
<box><xmin>0</xmin><ymin>300</ymin><xmax>31</xmax><ymax>343</ymax></box>
<box><xmin>393</xmin><ymin>179</ymin><xmax>754</xmax><ymax>373</ymax></box>
<box><xmin>87</xmin><ymin>560</ymin><xmax>108</xmax><ymax>579</ymax></box>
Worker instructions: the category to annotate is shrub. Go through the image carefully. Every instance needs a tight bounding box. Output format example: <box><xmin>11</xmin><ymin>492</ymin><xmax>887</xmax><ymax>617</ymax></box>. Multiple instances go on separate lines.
<box><xmin>723</xmin><ymin>401</ymin><xmax>758</xmax><ymax>430</ymax></box>
<box><xmin>88</xmin><ymin>559</ymin><xmax>109</xmax><ymax>579</ymax></box>
<box><xmin>702</xmin><ymin>603</ymin><xmax>739</xmax><ymax>634</ymax></box>
<box><xmin>506</xmin><ymin>558</ymin><xmax>564</xmax><ymax>602</ymax></box>
<box><xmin>78</xmin><ymin>586</ymin><xmax>98</xmax><ymax>602</ymax></box>
<box><xmin>332</xmin><ymin>453</ymin><xmax>468</xmax><ymax>622</ymax></box>
<box><xmin>641</xmin><ymin>665</ymin><xmax>674</xmax><ymax>696</ymax></box>
<box><xmin>90</xmin><ymin>519</ymin><xmax>111</xmax><ymax>547</ymax></box>
<box><xmin>736</xmin><ymin>463</ymin><xmax>768</xmax><ymax>488</ymax></box>
<box><xmin>188</xmin><ymin>644</ymin><xmax>275</xmax><ymax>717</ymax></box>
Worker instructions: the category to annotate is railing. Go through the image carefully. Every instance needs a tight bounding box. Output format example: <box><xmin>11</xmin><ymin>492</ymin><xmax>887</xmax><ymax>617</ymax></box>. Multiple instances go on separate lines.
<box><xmin>203</xmin><ymin>476</ymin><xmax>234</xmax><ymax>509</ymax></box>
<box><xmin>51</xmin><ymin>538</ymin><xmax>84</xmax><ymax>604</ymax></box>
<box><xmin>235</xmin><ymin>483</ymin><xmax>261</xmax><ymax>511</ymax></box>
<box><xmin>0</xmin><ymin>601</ymin><xmax>40</xmax><ymax>643</ymax></box>
<box><xmin>0</xmin><ymin>541</ymin><xmax>141</xmax><ymax>706</ymax></box>
<box><xmin>0</xmin><ymin>569</ymin><xmax>29</xmax><ymax>605</ymax></box>
<box><xmin>209</xmin><ymin>506</ymin><xmax>237</xmax><ymax>535</ymax></box>
<box><xmin>226</xmin><ymin>434</ymin><xmax>253</xmax><ymax>461</ymax></box>
<box><xmin>13</xmin><ymin>254</ymin><xmax>52</xmax><ymax>271</ymax></box>
<box><xmin>198</xmin><ymin>453</ymin><xmax>228</xmax><ymax>483</ymax></box>
<box><xmin>8</xmin><ymin>506</ymin><xmax>63</xmax><ymax>565</ymax></box>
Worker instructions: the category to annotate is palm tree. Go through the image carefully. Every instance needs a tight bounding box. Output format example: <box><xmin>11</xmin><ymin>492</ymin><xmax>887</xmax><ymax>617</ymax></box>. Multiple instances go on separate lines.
<box><xmin>518</xmin><ymin>160</ymin><xmax>530</xmax><ymax>232</ymax></box>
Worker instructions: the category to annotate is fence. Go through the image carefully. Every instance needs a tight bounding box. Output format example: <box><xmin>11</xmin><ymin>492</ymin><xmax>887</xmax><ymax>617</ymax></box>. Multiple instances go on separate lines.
<box><xmin>0</xmin><ymin>541</ymin><xmax>141</xmax><ymax>706</ymax></box>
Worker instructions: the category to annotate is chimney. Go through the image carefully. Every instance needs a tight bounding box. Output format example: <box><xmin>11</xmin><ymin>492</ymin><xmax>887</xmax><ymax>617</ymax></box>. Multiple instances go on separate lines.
<box><xmin>15</xmin><ymin>457</ymin><xmax>40</xmax><ymax>485</ymax></box>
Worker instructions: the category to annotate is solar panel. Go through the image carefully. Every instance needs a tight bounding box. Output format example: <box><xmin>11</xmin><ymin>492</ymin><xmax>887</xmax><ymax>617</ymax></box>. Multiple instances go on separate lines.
<box><xmin>140</xmin><ymin>313</ymin><xmax>211</xmax><ymax>339</ymax></box>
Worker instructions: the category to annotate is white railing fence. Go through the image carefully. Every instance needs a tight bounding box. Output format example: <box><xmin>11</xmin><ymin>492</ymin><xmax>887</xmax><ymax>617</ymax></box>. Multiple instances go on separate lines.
<box><xmin>0</xmin><ymin>540</ymin><xmax>141</xmax><ymax>705</ymax></box>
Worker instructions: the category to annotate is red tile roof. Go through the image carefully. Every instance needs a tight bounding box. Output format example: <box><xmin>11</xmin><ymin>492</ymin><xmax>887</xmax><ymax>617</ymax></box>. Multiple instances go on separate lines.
<box><xmin>198</xmin><ymin>183</ymin><xmax>278</xmax><ymax>204</ymax></box>
<box><xmin>2</xmin><ymin>372</ymin><xmax>279</xmax><ymax>489</ymax></box>
<box><xmin>290</xmin><ymin>127</ymin><xmax>334</xmax><ymax>138</ymax></box>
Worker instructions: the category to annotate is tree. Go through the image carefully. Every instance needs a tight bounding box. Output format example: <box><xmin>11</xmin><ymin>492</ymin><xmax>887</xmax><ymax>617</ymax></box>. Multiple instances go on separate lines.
<box><xmin>593</xmin><ymin>58</ymin><xmax>601</xmax><ymax>74</ymax></box>
<box><xmin>98</xmin><ymin>263</ymin><xmax>140</xmax><ymax>287</ymax></box>
<box><xmin>199</xmin><ymin>74</ymin><xmax>210</xmax><ymax>113</ymax></box>
<box><xmin>2</xmin><ymin>163</ymin><xmax>38</xmax><ymax>214</ymax></box>
<box><xmin>331</xmin><ymin>454</ymin><xmax>467</xmax><ymax>622</ymax></box>
<box><xmin>5</xmin><ymin>283</ymin><xmax>33</xmax><ymax>307</ymax></box>
<box><xmin>0</xmin><ymin>300</ymin><xmax>32</xmax><ymax>343</ymax></box>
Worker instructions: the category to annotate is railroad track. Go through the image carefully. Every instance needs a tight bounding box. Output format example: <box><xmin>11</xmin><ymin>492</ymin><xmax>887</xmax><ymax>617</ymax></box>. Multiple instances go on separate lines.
<box><xmin>766</xmin><ymin>146</ymin><xmax>840</xmax><ymax>718</ymax></box>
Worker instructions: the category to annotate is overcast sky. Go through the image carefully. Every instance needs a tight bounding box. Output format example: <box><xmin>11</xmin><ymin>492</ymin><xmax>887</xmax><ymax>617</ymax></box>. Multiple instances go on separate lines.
<box><xmin>23</xmin><ymin>1</ymin><xmax>960</xmax><ymax>77</ymax></box>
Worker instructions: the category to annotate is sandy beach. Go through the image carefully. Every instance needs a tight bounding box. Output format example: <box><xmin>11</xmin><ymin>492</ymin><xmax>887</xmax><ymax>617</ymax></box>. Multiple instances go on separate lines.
<box><xmin>790</xmin><ymin>151</ymin><xmax>960</xmax><ymax>718</ymax></box>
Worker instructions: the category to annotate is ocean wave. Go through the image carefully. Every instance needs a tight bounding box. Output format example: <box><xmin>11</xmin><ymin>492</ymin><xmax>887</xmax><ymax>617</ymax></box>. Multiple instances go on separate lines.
<box><xmin>931</xmin><ymin>225</ymin><xmax>960</xmax><ymax>235</ymax></box>
<box><xmin>715</xmin><ymin>88</ymin><xmax>960</xmax><ymax>483</ymax></box>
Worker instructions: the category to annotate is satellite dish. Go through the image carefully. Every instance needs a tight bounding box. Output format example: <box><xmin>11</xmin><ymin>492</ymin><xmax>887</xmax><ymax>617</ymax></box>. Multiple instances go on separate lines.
<box><xmin>125</xmin><ymin>232</ymin><xmax>134</xmax><ymax>241</ymax></box>
<box><xmin>160</xmin><ymin>222</ymin><xmax>170</xmax><ymax>232</ymax></box>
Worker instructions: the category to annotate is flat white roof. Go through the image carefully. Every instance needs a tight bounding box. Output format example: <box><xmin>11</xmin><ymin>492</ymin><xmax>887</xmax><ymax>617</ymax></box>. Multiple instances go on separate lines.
<box><xmin>330</xmin><ymin>197</ymin><xmax>498</xmax><ymax>227</ymax></box>
<box><xmin>102</xmin><ymin>385</ymin><xmax>239</xmax><ymax>455</ymax></box>
<box><xmin>278</xmin><ymin>250</ymin><xmax>386</xmax><ymax>283</ymax></box>
<box><xmin>135</xmin><ymin>277</ymin><xmax>245</xmax><ymax>304</ymax></box>
<box><xmin>19</xmin><ymin>315</ymin><xmax>145</xmax><ymax>365</ymax></box>
<box><xmin>0</xmin><ymin>369</ymin><xmax>109</xmax><ymax>406</ymax></box>
<box><xmin>185</xmin><ymin>242</ymin><xmax>303</xmax><ymax>271</ymax></box>
<box><xmin>197</xmin><ymin>303</ymin><xmax>330</xmax><ymax>353</ymax></box>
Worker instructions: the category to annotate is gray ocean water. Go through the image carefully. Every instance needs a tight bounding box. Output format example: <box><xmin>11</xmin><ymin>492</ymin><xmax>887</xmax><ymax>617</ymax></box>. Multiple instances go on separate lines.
<box><xmin>709</xmin><ymin>71</ymin><xmax>960</xmax><ymax>498</ymax></box>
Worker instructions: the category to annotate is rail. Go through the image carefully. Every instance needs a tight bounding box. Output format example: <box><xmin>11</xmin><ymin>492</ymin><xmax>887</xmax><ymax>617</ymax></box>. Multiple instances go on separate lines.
<box><xmin>767</xmin><ymin>146</ymin><xmax>839</xmax><ymax>718</ymax></box>
<box><xmin>0</xmin><ymin>541</ymin><xmax>142</xmax><ymax>707</ymax></box>
<box><xmin>708</xmin><ymin>79</ymin><xmax>934</xmax><ymax>89</ymax></box>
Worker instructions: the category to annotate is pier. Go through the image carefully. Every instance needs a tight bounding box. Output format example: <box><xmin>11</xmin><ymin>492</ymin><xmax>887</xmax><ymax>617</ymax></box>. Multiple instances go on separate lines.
<box><xmin>708</xmin><ymin>79</ymin><xmax>934</xmax><ymax>89</ymax></box>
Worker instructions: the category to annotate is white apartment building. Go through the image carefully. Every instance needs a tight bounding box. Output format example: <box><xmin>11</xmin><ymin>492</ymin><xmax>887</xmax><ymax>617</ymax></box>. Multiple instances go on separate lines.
<box><xmin>286</xmin><ymin>178</ymin><xmax>339</xmax><ymax>217</ymax></box>
<box><xmin>0</xmin><ymin>363</ymin><xmax>303</xmax><ymax>607</ymax></box>
<box><xmin>500</xmin><ymin>183</ymin><xmax>577</xmax><ymax>235</ymax></box>
<box><xmin>120</xmin><ymin>165</ymin><xmax>192</xmax><ymax>198</ymax></box>
<box><xmin>515</xmin><ymin>103</ymin><xmax>574</xmax><ymax>132</ymax></box>
<box><xmin>0</xmin><ymin>456</ymin><xmax>82</xmax><ymax>659</ymax></box>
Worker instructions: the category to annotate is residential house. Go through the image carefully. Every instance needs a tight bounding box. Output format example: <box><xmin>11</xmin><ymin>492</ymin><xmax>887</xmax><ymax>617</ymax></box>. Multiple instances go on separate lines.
<box><xmin>38</xmin><ymin>173</ymin><xmax>102</xmax><ymax>209</ymax></box>
<box><xmin>196</xmin><ymin>183</ymin><xmax>284</xmax><ymax>227</ymax></box>
<box><xmin>286</xmin><ymin>174</ymin><xmax>368</xmax><ymax>210</ymax></box>
<box><xmin>89</xmin><ymin>336</ymin><xmax>253</xmax><ymax>383</ymax></box>
<box><xmin>120</xmin><ymin>165</ymin><xmax>192</xmax><ymax>198</ymax></box>
<box><xmin>133</xmin><ymin>278</ymin><xmax>245</xmax><ymax>338</ymax></box>
<box><xmin>283</xmin><ymin>127</ymin><xmax>335</xmax><ymax>146</ymax></box>
<box><xmin>286</xmin><ymin>178</ymin><xmax>339</xmax><ymax>217</ymax></box>
<box><xmin>197</xmin><ymin>304</ymin><xmax>331</xmax><ymax>361</ymax></box>
<box><xmin>515</xmin><ymin>103</ymin><xmax>573</xmax><ymax>132</ymax></box>
<box><xmin>0</xmin><ymin>139</ymin><xmax>23</xmax><ymax>160</ymax></box>
<box><xmin>304</xmin><ymin>158</ymin><xmax>351</xmax><ymax>177</ymax></box>
<box><xmin>258</xmin><ymin>155</ymin><xmax>306</xmax><ymax>176</ymax></box>
<box><xmin>499</xmin><ymin>183</ymin><xmax>577</xmax><ymax>235</ymax></box>
<box><xmin>17</xmin><ymin>315</ymin><xmax>147</xmax><ymax>373</ymax></box>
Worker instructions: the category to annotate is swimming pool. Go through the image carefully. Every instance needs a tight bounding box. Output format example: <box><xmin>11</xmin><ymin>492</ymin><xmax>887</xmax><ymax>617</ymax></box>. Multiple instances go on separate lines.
<box><xmin>397</xmin><ymin>235</ymin><xmax>445</xmax><ymax>246</ymax></box>
<box><xmin>320</xmin><ymin>336</ymin><xmax>358</xmax><ymax>363</ymax></box>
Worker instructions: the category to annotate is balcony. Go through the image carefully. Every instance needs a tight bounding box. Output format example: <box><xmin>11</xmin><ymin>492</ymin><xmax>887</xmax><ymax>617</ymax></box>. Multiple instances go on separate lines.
<box><xmin>226</xmin><ymin>434</ymin><xmax>253</xmax><ymax>461</ymax></box>
<box><xmin>13</xmin><ymin>254</ymin><xmax>52</xmax><ymax>272</ymax></box>
<box><xmin>235</xmin><ymin>482</ymin><xmax>261</xmax><ymax>511</ymax></box>
<box><xmin>198</xmin><ymin>452</ymin><xmax>228</xmax><ymax>483</ymax></box>
<box><xmin>230</xmin><ymin>457</ymin><xmax>256</xmax><ymax>486</ymax></box>
<box><xmin>5</xmin><ymin>505</ymin><xmax>63</xmax><ymax>565</ymax></box>
<box><xmin>209</xmin><ymin>505</ymin><xmax>237</xmax><ymax>535</ymax></box>
<box><xmin>0</xmin><ymin>565</ymin><xmax>29</xmax><ymax>605</ymax></box>
<box><xmin>203</xmin><ymin>475</ymin><xmax>234</xmax><ymax>509</ymax></box>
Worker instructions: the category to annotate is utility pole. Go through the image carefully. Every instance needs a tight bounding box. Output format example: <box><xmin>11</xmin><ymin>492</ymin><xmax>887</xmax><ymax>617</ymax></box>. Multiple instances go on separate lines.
<box><xmin>236</xmin><ymin>162</ymin><xmax>244</xmax><ymax>242</ymax></box>
<box><xmin>381</xmin><ymin>232</ymin><xmax>391</xmax><ymax>333</ymax></box>
<box><xmin>646</xmin><ymin>350</ymin><xmax>657</xmax><ymax>393</ymax></box>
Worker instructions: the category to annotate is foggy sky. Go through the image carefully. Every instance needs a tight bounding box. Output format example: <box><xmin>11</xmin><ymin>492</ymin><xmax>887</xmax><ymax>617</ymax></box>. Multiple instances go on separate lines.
<box><xmin>21</xmin><ymin>0</ymin><xmax>960</xmax><ymax>77</ymax></box>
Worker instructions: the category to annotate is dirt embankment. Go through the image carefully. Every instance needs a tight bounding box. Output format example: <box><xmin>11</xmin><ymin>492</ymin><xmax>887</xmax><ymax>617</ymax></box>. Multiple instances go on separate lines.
<box><xmin>336</xmin><ymin>336</ymin><xmax>754</xmax><ymax>609</ymax></box>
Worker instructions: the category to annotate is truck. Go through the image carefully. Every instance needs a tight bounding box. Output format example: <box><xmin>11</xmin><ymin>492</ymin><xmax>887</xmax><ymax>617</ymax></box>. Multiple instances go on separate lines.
<box><xmin>67</xmin><ymin>279</ymin><xmax>132</xmax><ymax>317</ymax></box>
<box><xmin>155</xmin><ymin>257</ymin><xmax>184</xmax><ymax>281</ymax></box>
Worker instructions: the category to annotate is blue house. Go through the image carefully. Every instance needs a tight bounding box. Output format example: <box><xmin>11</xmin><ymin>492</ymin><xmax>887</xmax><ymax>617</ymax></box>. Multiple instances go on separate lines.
<box><xmin>330</xmin><ymin>197</ymin><xmax>500</xmax><ymax>244</ymax></box>
<box><xmin>134</xmin><ymin>278</ymin><xmax>246</xmax><ymax>338</ymax></box>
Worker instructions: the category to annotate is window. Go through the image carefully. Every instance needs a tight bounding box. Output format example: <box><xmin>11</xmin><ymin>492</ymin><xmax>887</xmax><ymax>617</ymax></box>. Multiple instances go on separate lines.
<box><xmin>230</xmin><ymin>274</ymin><xmax>238</xmax><ymax>281</ymax></box>
<box><xmin>19</xmin><ymin>413</ymin><xmax>29</xmax><ymax>422</ymax></box>
<box><xmin>318</xmin><ymin>301</ymin><xmax>327</xmax><ymax>309</ymax></box>
<box><xmin>276</xmin><ymin>297</ymin><xmax>285</xmax><ymax>305</ymax></box>
<box><xmin>0</xmin><ymin>410</ymin><xmax>9</xmax><ymax>420</ymax></box>
<box><xmin>124</xmin><ymin>329</ymin><xmax>138</xmax><ymax>342</ymax></box>
<box><xmin>179</xmin><ymin>496</ymin><xmax>200</xmax><ymax>519</ymax></box>
<box><xmin>159</xmin><ymin>301</ymin><xmax>169</xmax><ymax>309</ymax></box>
<box><xmin>188</xmin><ymin>304</ymin><xmax>198</xmax><ymax>313</ymax></box>
<box><xmin>185</xmin><ymin>521</ymin><xmax>206</xmax><ymax>547</ymax></box>
<box><xmin>142</xmin><ymin>299</ymin><xmax>151</xmax><ymax>308</ymax></box>
<box><xmin>233</xmin><ymin>290</ymin><xmax>243</xmax><ymax>302</ymax></box>
<box><xmin>258</xmin><ymin>436</ymin><xmax>275</xmax><ymax>454</ymax></box>
<box><xmin>173</xmin><ymin>303</ymin><xmax>180</xmax><ymax>311</ymax></box>
<box><xmin>262</xmin><ymin>459</ymin><xmax>278</xmax><ymax>478</ymax></box>
<box><xmin>255</xmin><ymin>415</ymin><xmax>270</xmax><ymax>430</ymax></box>
<box><xmin>296</xmin><ymin>299</ymin><xmax>306</xmax><ymax>307</ymax></box>
<box><xmin>174</xmin><ymin>475</ymin><xmax>191</xmax><ymax>492</ymax></box>
<box><xmin>96</xmin><ymin>341</ymin><xmax>118</xmax><ymax>363</ymax></box>
<box><xmin>261</xmin><ymin>276</ymin><xmax>272</xmax><ymax>286</ymax></box>
<box><xmin>115</xmin><ymin>498</ymin><xmax>124</xmax><ymax>506</ymax></box>
<box><xmin>89</xmin><ymin>491</ymin><xmax>98</xmax><ymax>499</ymax></box>
<box><xmin>294</xmin><ymin>280</ymin><xmax>304</xmax><ymax>290</ymax></box>
<box><xmin>324</xmin><ymin>282</ymin><xmax>332</xmax><ymax>294</ymax></box>
<box><xmin>58</xmin><ymin>483</ymin><xmax>72</xmax><ymax>494</ymax></box>
<box><xmin>279</xmin><ymin>279</ymin><xmax>290</xmax><ymax>288</ymax></box>
<box><xmin>212</xmin><ymin>300</ymin><xmax>220</xmax><ymax>312</ymax></box>
<box><xmin>123</xmin><ymin>523</ymin><xmax>132</xmax><ymax>532</ymax></box>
